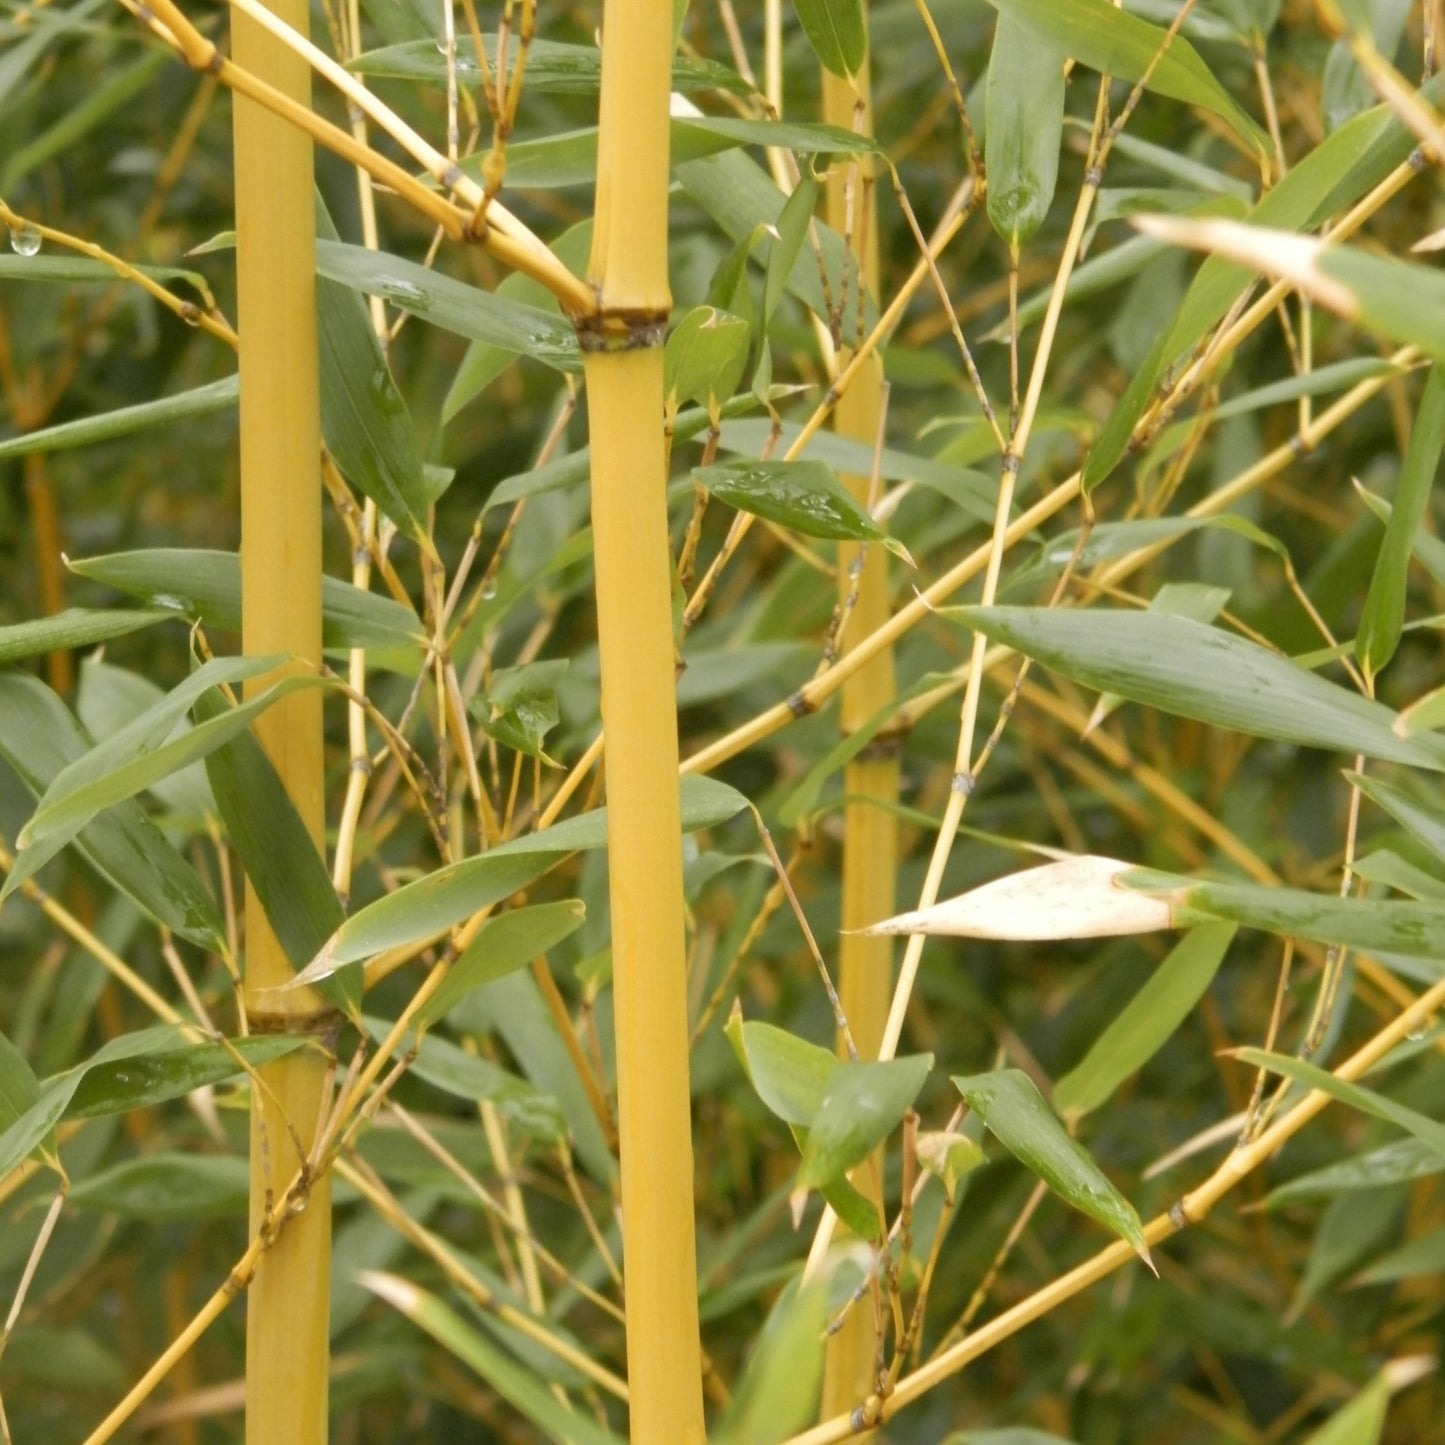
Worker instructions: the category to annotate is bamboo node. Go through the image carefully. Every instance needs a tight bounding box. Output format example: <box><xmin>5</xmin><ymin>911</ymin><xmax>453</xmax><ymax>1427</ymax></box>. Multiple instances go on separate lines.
<box><xmin>787</xmin><ymin>689</ymin><xmax>817</xmax><ymax>719</ymax></box>
<box><xmin>245</xmin><ymin>1004</ymin><xmax>345</xmax><ymax>1041</ymax></box>
<box><xmin>574</xmin><ymin>308</ymin><xmax>668</xmax><ymax>353</ymax></box>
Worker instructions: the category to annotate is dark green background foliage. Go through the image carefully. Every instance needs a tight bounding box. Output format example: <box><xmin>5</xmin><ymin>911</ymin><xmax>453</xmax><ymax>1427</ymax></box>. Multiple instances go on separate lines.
<box><xmin>1</xmin><ymin>0</ymin><xmax>1443</xmax><ymax>1440</ymax></box>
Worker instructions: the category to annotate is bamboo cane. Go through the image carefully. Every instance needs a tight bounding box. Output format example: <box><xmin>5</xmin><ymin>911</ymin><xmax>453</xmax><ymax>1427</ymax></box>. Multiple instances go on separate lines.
<box><xmin>819</xmin><ymin>54</ymin><xmax>898</xmax><ymax>1418</ymax></box>
<box><xmin>231</xmin><ymin>0</ymin><xmax>333</xmax><ymax>1438</ymax></box>
<box><xmin>582</xmin><ymin>0</ymin><xmax>704</xmax><ymax>1441</ymax></box>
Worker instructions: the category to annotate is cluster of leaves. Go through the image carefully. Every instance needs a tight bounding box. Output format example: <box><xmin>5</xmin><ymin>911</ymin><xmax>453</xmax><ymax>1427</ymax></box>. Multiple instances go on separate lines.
<box><xmin>1</xmin><ymin>0</ymin><xmax>1444</xmax><ymax>1440</ymax></box>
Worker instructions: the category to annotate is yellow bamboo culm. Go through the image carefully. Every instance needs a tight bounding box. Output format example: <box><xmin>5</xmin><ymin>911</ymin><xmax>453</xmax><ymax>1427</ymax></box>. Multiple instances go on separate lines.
<box><xmin>583</xmin><ymin>0</ymin><xmax>705</xmax><ymax>1442</ymax></box>
<box><xmin>819</xmin><ymin>53</ymin><xmax>898</xmax><ymax>1418</ymax></box>
<box><xmin>232</xmin><ymin>0</ymin><xmax>333</xmax><ymax>1438</ymax></box>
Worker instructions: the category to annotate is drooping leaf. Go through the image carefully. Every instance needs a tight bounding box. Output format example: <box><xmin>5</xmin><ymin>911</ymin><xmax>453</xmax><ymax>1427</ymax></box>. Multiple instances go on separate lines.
<box><xmin>0</xmin><ymin>672</ymin><xmax>226</xmax><ymax>951</ymax></box>
<box><xmin>1349</xmin><ymin>772</ymin><xmax>1445</xmax><ymax>869</ymax></box>
<box><xmin>954</xmin><ymin>606</ymin><xmax>1445</xmax><ymax>768</ymax></box>
<box><xmin>0</xmin><ymin>1028</ymin><xmax>305</xmax><ymax>1180</ymax></box>
<box><xmin>66</xmin><ymin>548</ymin><xmax>425</xmax><ymax>652</ymax></box>
<box><xmin>1232</xmin><ymin>1048</ymin><xmax>1445</xmax><ymax>1159</ymax></box>
<box><xmin>982</xmin><ymin>0</ymin><xmax>1268</xmax><ymax>157</ymax></box>
<box><xmin>986</xmin><ymin>14</ymin><xmax>1065</xmax><ymax>246</ymax></box>
<box><xmin>68</xmin><ymin>1152</ymin><xmax>250</xmax><ymax>1219</ymax></box>
<box><xmin>1263</xmin><ymin>1139</ymin><xmax>1444</xmax><ymax>1208</ymax></box>
<box><xmin>953</xmin><ymin>1069</ymin><xmax>1152</xmax><ymax>1263</ymax></box>
<box><xmin>793</xmin><ymin>0</ymin><xmax>866</xmax><ymax>78</ymax></box>
<box><xmin>295</xmin><ymin>776</ymin><xmax>748</xmax><ymax>984</ymax></box>
<box><xmin>694</xmin><ymin>458</ymin><xmax>901</xmax><ymax>552</ymax></box>
<box><xmin>1054</xmin><ymin>923</ymin><xmax>1236</xmax><ymax>1121</ymax></box>
<box><xmin>364</xmin><ymin>1021</ymin><xmax>565</xmax><ymax>1142</ymax></box>
<box><xmin>194</xmin><ymin>687</ymin><xmax>348</xmax><ymax>986</ymax></box>
<box><xmin>412</xmin><ymin>900</ymin><xmax>587</xmax><ymax>1028</ymax></box>
<box><xmin>0</xmin><ymin>376</ymin><xmax>237</xmax><ymax>459</ymax></box>
<box><xmin>1353</xmin><ymin>1223</ymin><xmax>1445</xmax><ymax>1284</ymax></box>
<box><xmin>317</xmin><ymin>239</ymin><xmax>580</xmax><ymax>373</ymax></box>
<box><xmin>797</xmin><ymin>1053</ymin><xmax>933</xmax><ymax>1191</ymax></box>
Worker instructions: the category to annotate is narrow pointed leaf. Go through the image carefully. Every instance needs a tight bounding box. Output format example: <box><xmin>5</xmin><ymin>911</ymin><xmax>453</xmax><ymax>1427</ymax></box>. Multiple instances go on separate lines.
<box><xmin>694</xmin><ymin>459</ymin><xmax>893</xmax><ymax>545</ymax></box>
<box><xmin>982</xmin><ymin>0</ymin><xmax>1268</xmax><ymax>156</ymax></box>
<box><xmin>361</xmin><ymin>1274</ymin><xmax>625</xmax><ymax>1444</ymax></box>
<box><xmin>665</xmin><ymin>306</ymin><xmax>750</xmax><ymax>419</ymax></box>
<box><xmin>317</xmin><ymin>240</ymin><xmax>580</xmax><ymax>372</ymax></box>
<box><xmin>0</xmin><ymin>608</ymin><xmax>166</xmax><ymax>665</ymax></box>
<box><xmin>0</xmin><ymin>376</ymin><xmax>237</xmax><ymax>458</ymax></box>
<box><xmin>1263</xmin><ymin>1140</ymin><xmax>1444</xmax><ymax>1207</ymax></box>
<box><xmin>764</xmin><ymin>177</ymin><xmax>821</xmax><ymax>326</ymax></box>
<box><xmin>866</xmin><ymin>856</ymin><xmax>1175</xmax><ymax>940</ymax></box>
<box><xmin>986</xmin><ymin>15</ymin><xmax>1065</xmax><ymax>245</ymax></box>
<box><xmin>727</xmin><ymin>1019</ymin><xmax>836</xmax><ymax>1125</ymax></box>
<box><xmin>797</xmin><ymin>1053</ymin><xmax>933</xmax><ymax>1191</ymax></box>
<box><xmin>714</xmin><ymin>1279</ymin><xmax>829</xmax><ymax>1445</ymax></box>
<box><xmin>1353</xmin><ymin>1223</ymin><xmax>1445</xmax><ymax>1284</ymax></box>
<box><xmin>67</xmin><ymin>548</ymin><xmax>425</xmax><ymax>653</ymax></box>
<box><xmin>1232</xmin><ymin>1048</ymin><xmax>1445</xmax><ymax>1159</ymax></box>
<box><xmin>793</xmin><ymin>0</ymin><xmax>865</xmax><ymax>78</ymax></box>
<box><xmin>1054</xmin><ymin>922</ymin><xmax>1236</xmax><ymax>1121</ymax></box>
<box><xmin>195</xmin><ymin>687</ymin><xmax>347</xmax><ymax>977</ymax></box>
<box><xmin>413</xmin><ymin>900</ymin><xmax>586</xmax><ymax>1028</ymax></box>
<box><xmin>1349</xmin><ymin>772</ymin><xmax>1445</xmax><ymax>868</ymax></box>
<box><xmin>955</xmin><ymin>606</ymin><xmax>1445</xmax><ymax>768</ymax></box>
<box><xmin>297</xmin><ymin>776</ymin><xmax>748</xmax><ymax>982</ymax></box>
<box><xmin>1125</xmin><ymin>868</ymin><xmax>1445</xmax><ymax>962</ymax></box>
<box><xmin>1359</xmin><ymin>364</ymin><xmax>1445</xmax><ymax>678</ymax></box>
<box><xmin>1084</xmin><ymin>84</ymin><xmax>1437</xmax><ymax>488</ymax></box>
<box><xmin>348</xmin><ymin>35</ymin><xmax>749</xmax><ymax>95</ymax></box>
<box><xmin>953</xmin><ymin>1068</ymin><xmax>1151</xmax><ymax>1263</ymax></box>
<box><xmin>0</xmin><ymin>672</ymin><xmax>226</xmax><ymax>950</ymax></box>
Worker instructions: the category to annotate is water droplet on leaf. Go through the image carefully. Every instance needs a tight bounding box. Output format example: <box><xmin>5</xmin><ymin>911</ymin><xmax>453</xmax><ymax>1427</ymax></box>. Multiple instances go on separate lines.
<box><xmin>8</xmin><ymin>224</ymin><xmax>41</xmax><ymax>257</ymax></box>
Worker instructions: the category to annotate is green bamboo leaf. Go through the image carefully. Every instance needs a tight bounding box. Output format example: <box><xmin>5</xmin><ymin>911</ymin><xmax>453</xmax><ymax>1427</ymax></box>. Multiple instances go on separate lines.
<box><xmin>1319</xmin><ymin>247</ymin><xmax>1445</xmax><ymax>363</ymax></box>
<box><xmin>665</xmin><ymin>307</ymin><xmax>750</xmax><ymax>421</ymax></box>
<box><xmin>953</xmin><ymin>1069</ymin><xmax>1152</xmax><ymax>1263</ymax></box>
<box><xmin>793</xmin><ymin>0</ymin><xmax>865</xmax><ymax>78</ymax></box>
<box><xmin>0</xmin><ymin>1324</ymin><xmax>125</xmax><ymax>1394</ymax></box>
<box><xmin>1353</xmin><ymin>1223</ymin><xmax>1445</xmax><ymax>1284</ymax></box>
<box><xmin>1084</xmin><ymin>81</ymin><xmax>1438</xmax><ymax>489</ymax></box>
<box><xmin>317</xmin><ymin>279</ymin><xmax>429</xmax><ymax>547</ymax></box>
<box><xmin>443</xmin><ymin>222</ymin><xmax>590</xmax><ymax>422</ymax></box>
<box><xmin>1303</xmin><ymin>1371</ymin><xmax>1390</xmax><ymax>1445</ymax></box>
<box><xmin>713</xmin><ymin>1278</ymin><xmax>829</xmax><ymax>1445</ymax></box>
<box><xmin>0</xmin><ymin>1030</ymin><xmax>40</xmax><ymax>1135</ymax></box>
<box><xmin>695</xmin><ymin>458</ymin><xmax>903</xmax><ymax>553</ymax></box>
<box><xmin>317</xmin><ymin>240</ymin><xmax>580</xmax><ymax>372</ymax></box>
<box><xmin>1126</xmin><ymin>868</ymin><xmax>1445</xmax><ymax>963</ymax></box>
<box><xmin>68</xmin><ymin>1152</ymin><xmax>249</xmax><ymax>1219</ymax></box>
<box><xmin>1054</xmin><ymin>923</ymin><xmax>1236</xmax><ymax>1122</ymax></box>
<box><xmin>0</xmin><ymin>255</ymin><xmax>207</xmax><ymax>287</ymax></box>
<box><xmin>0</xmin><ymin>672</ymin><xmax>226</xmax><ymax>951</ymax></box>
<box><xmin>296</xmin><ymin>776</ymin><xmax>748</xmax><ymax>983</ymax></box>
<box><xmin>413</xmin><ymin>900</ymin><xmax>586</xmax><ymax>1028</ymax></box>
<box><xmin>675</xmin><ymin>141</ymin><xmax>877</xmax><ymax>334</ymax></box>
<box><xmin>471</xmin><ymin>659</ymin><xmax>569</xmax><ymax>759</ymax></box>
<box><xmin>364</xmin><ymin>1022</ymin><xmax>565</xmax><ymax>1141</ymax></box>
<box><xmin>954</xmin><ymin>606</ymin><xmax>1445</xmax><ymax>768</ymax></box>
<box><xmin>194</xmin><ymin>687</ymin><xmax>347</xmax><ymax>981</ymax></box>
<box><xmin>719</xmin><ymin>417</ymin><xmax>994</xmax><ymax>523</ymax></box>
<box><xmin>359</xmin><ymin>1273</ymin><xmax>626</xmax><ymax>1445</ymax></box>
<box><xmin>1232</xmin><ymin>1048</ymin><xmax>1445</xmax><ymax>1159</ymax></box>
<box><xmin>764</xmin><ymin>176</ymin><xmax>820</xmax><ymax>327</ymax></box>
<box><xmin>0</xmin><ymin>608</ymin><xmax>167</xmax><ymax>665</ymax></box>
<box><xmin>727</xmin><ymin>1019</ymin><xmax>836</xmax><ymax>1125</ymax></box>
<box><xmin>982</xmin><ymin>0</ymin><xmax>1268</xmax><ymax>156</ymax></box>
<box><xmin>1349</xmin><ymin>772</ymin><xmax>1445</xmax><ymax>868</ymax></box>
<box><xmin>797</xmin><ymin>1053</ymin><xmax>932</xmax><ymax>1191</ymax></box>
<box><xmin>348</xmin><ymin>35</ymin><xmax>749</xmax><ymax>95</ymax></box>
<box><xmin>0</xmin><ymin>1028</ymin><xmax>303</xmax><ymax>1179</ymax></box>
<box><xmin>986</xmin><ymin>14</ymin><xmax>1066</xmax><ymax>245</ymax></box>
<box><xmin>1263</xmin><ymin>1139</ymin><xmax>1444</xmax><ymax>1207</ymax></box>
<box><xmin>66</xmin><ymin>548</ymin><xmax>425</xmax><ymax>653</ymax></box>
<box><xmin>0</xmin><ymin>376</ymin><xmax>237</xmax><ymax>459</ymax></box>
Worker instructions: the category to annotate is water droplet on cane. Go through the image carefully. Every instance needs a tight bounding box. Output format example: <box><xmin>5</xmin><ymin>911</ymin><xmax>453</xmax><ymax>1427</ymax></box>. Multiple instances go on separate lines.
<box><xmin>481</xmin><ymin>578</ymin><xmax>498</xmax><ymax>601</ymax></box>
<box><xmin>8</xmin><ymin>224</ymin><xmax>41</xmax><ymax>256</ymax></box>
